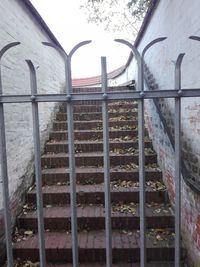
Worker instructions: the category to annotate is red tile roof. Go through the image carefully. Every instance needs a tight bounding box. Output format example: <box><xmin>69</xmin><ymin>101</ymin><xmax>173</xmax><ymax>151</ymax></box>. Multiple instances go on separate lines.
<box><xmin>72</xmin><ymin>65</ymin><xmax>126</xmax><ymax>87</ymax></box>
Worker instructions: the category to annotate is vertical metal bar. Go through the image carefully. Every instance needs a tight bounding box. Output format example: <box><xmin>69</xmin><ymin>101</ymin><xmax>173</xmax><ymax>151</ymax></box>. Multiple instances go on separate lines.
<box><xmin>0</xmin><ymin>98</ymin><xmax>14</xmax><ymax>267</ymax></box>
<box><xmin>114</xmin><ymin>39</ymin><xmax>146</xmax><ymax>266</ymax></box>
<box><xmin>42</xmin><ymin>41</ymin><xmax>91</xmax><ymax>267</ymax></box>
<box><xmin>174</xmin><ymin>90</ymin><xmax>181</xmax><ymax>267</ymax></box>
<box><xmin>140</xmin><ymin>38</ymin><xmax>166</xmax><ymax>267</ymax></box>
<box><xmin>138</xmin><ymin>59</ymin><xmax>146</xmax><ymax>267</ymax></box>
<box><xmin>26</xmin><ymin>60</ymin><xmax>46</xmax><ymax>267</ymax></box>
<box><xmin>174</xmin><ymin>54</ymin><xmax>185</xmax><ymax>267</ymax></box>
<box><xmin>101</xmin><ymin>56</ymin><xmax>112</xmax><ymax>267</ymax></box>
<box><xmin>0</xmin><ymin>42</ymin><xmax>20</xmax><ymax>267</ymax></box>
<box><xmin>65</xmin><ymin>57</ymin><xmax>79</xmax><ymax>267</ymax></box>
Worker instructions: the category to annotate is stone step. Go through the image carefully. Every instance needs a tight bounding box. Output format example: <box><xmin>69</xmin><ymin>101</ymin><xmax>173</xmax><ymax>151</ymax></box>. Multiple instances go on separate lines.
<box><xmin>13</xmin><ymin>230</ymin><xmax>174</xmax><ymax>262</ymax></box>
<box><xmin>42</xmin><ymin>167</ymin><xmax>162</xmax><ymax>185</ymax></box>
<box><xmin>27</xmin><ymin>184</ymin><xmax>168</xmax><ymax>205</ymax></box>
<box><xmin>18</xmin><ymin>204</ymin><xmax>174</xmax><ymax>231</ymax></box>
<box><xmin>41</xmin><ymin>152</ymin><xmax>157</xmax><ymax>168</ymax></box>
<box><xmin>45</xmin><ymin>263</ymin><xmax>175</xmax><ymax>267</ymax></box>
<box><xmin>60</xmin><ymin>103</ymin><xmax>138</xmax><ymax>113</ymax></box>
<box><xmin>45</xmin><ymin>140</ymin><xmax>153</xmax><ymax>153</ymax></box>
<box><xmin>66</xmin><ymin>99</ymin><xmax>136</xmax><ymax>106</ymax></box>
<box><xmin>50</xmin><ymin>129</ymin><xmax>148</xmax><ymax>141</ymax></box>
<box><xmin>72</xmin><ymin>86</ymin><xmax>133</xmax><ymax>93</ymax></box>
<box><xmin>12</xmin><ymin>87</ymin><xmax>175</xmax><ymax>266</ymax></box>
<box><xmin>53</xmin><ymin>119</ymin><xmax>138</xmax><ymax>131</ymax></box>
<box><xmin>56</xmin><ymin>111</ymin><xmax>137</xmax><ymax>121</ymax></box>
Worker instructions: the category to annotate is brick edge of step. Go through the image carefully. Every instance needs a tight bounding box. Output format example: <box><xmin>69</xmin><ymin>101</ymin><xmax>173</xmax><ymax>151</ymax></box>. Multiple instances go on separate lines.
<box><xmin>13</xmin><ymin>230</ymin><xmax>175</xmax><ymax>262</ymax></box>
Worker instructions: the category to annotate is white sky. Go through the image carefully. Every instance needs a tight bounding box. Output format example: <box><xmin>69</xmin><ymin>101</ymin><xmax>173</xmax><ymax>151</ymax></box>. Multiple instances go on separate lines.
<box><xmin>30</xmin><ymin>0</ymin><xmax>130</xmax><ymax>78</ymax></box>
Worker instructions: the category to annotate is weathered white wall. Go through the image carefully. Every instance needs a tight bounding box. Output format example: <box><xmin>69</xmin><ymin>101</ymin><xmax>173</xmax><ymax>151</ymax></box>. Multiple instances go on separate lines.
<box><xmin>111</xmin><ymin>0</ymin><xmax>200</xmax><ymax>265</ymax></box>
<box><xmin>0</xmin><ymin>0</ymin><xmax>65</xmax><ymax>254</ymax></box>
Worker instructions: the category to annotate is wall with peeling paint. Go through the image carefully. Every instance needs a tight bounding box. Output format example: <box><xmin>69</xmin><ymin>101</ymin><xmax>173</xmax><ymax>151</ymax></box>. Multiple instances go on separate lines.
<box><xmin>111</xmin><ymin>0</ymin><xmax>200</xmax><ymax>265</ymax></box>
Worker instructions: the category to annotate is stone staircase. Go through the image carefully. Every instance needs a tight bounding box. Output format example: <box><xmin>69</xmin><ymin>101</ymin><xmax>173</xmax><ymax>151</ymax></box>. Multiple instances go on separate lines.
<box><xmin>13</xmin><ymin>86</ymin><xmax>175</xmax><ymax>266</ymax></box>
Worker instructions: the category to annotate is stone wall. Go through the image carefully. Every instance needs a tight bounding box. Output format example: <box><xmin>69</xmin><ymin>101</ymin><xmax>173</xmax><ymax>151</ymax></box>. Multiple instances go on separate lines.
<box><xmin>110</xmin><ymin>0</ymin><xmax>200</xmax><ymax>265</ymax></box>
<box><xmin>0</xmin><ymin>0</ymin><xmax>65</xmax><ymax>260</ymax></box>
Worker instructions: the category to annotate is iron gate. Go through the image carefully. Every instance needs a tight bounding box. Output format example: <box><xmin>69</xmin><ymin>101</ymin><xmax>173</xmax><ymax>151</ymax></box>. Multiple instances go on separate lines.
<box><xmin>1</xmin><ymin>36</ymin><xmax>200</xmax><ymax>267</ymax></box>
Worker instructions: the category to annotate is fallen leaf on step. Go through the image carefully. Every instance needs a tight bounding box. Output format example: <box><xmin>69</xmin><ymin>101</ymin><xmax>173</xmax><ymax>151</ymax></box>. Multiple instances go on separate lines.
<box><xmin>24</xmin><ymin>230</ymin><xmax>33</xmax><ymax>236</ymax></box>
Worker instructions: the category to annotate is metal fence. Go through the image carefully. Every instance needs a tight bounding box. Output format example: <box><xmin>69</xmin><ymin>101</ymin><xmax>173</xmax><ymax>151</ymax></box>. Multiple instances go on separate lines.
<box><xmin>1</xmin><ymin>36</ymin><xmax>200</xmax><ymax>267</ymax></box>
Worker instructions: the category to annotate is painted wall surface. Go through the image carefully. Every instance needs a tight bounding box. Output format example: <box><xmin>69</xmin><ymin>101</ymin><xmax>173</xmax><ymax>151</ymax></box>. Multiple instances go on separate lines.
<box><xmin>0</xmin><ymin>0</ymin><xmax>65</xmax><ymax>257</ymax></box>
<box><xmin>110</xmin><ymin>0</ymin><xmax>200</xmax><ymax>265</ymax></box>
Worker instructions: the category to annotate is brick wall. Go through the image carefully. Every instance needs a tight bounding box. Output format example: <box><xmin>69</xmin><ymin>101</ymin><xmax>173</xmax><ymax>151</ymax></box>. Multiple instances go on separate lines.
<box><xmin>0</xmin><ymin>0</ymin><xmax>65</xmax><ymax>260</ymax></box>
<box><xmin>110</xmin><ymin>0</ymin><xmax>200</xmax><ymax>265</ymax></box>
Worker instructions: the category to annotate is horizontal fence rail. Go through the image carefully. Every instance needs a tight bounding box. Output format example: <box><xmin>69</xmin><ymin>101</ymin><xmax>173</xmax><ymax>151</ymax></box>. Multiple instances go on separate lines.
<box><xmin>0</xmin><ymin>38</ymin><xmax>200</xmax><ymax>267</ymax></box>
<box><xmin>1</xmin><ymin>88</ymin><xmax>200</xmax><ymax>103</ymax></box>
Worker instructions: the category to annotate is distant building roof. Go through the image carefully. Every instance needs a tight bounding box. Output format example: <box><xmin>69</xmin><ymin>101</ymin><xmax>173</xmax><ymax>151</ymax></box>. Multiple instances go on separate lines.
<box><xmin>72</xmin><ymin>65</ymin><xmax>126</xmax><ymax>87</ymax></box>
